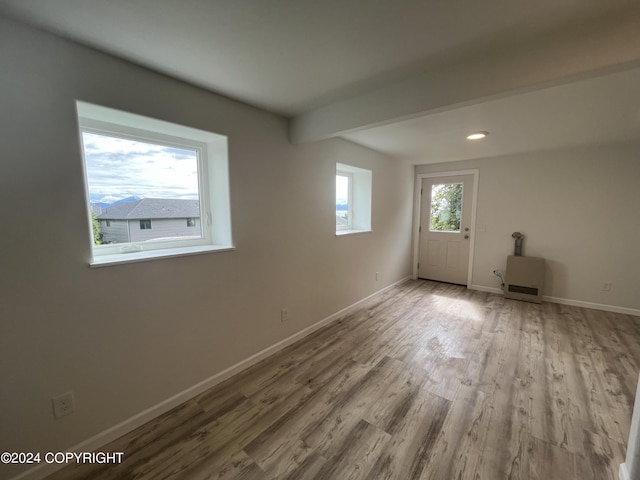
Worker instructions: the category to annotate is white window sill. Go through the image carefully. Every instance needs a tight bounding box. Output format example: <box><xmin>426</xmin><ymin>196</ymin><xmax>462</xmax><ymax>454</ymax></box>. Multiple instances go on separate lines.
<box><xmin>336</xmin><ymin>229</ymin><xmax>372</xmax><ymax>236</ymax></box>
<box><xmin>89</xmin><ymin>245</ymin><xmax>235</xmax><ymax>268</ymax></box>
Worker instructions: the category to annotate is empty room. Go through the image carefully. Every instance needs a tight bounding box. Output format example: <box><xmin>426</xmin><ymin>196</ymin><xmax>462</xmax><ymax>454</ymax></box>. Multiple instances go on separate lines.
<box><xmin>1</xmin><ymin>1</ymin><xmax>640</xmax><ymax>479</ymax></box>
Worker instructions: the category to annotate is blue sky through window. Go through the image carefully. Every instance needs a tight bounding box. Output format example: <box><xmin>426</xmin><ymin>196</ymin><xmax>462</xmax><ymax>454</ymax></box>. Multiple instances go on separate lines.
<box><xmin>336</xmin><ymin>174</ymin><xmax>349</xmax><ymax>210</ymax></box>
<box><xmin>83</xmin><ymin>131</ymin><xmax>199</xmax><ymax>204</ymax></box>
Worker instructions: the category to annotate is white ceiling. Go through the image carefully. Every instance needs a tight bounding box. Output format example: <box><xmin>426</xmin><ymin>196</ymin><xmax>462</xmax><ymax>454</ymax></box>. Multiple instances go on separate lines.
<box><xmin>342</xmin><ymin>67</ymin><xmax>640</xmax><ymax>163</ymax></box>
<box><xmin>1</xmin><ymin>0</ymin><xmax>639</xmax><ymax>163</ymax></box>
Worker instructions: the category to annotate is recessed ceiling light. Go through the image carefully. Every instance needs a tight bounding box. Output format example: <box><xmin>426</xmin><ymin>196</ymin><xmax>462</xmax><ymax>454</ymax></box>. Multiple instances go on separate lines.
<box><xmin>466</xmin><ymin>131</ymin><xmax>489</xmax><ymax>140</ymax></box>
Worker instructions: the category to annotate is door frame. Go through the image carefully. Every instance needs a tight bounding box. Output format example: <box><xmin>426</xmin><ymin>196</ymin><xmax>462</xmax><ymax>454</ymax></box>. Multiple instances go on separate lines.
<box><xmin>412</xmin><ymin>169</ymin><xmax>479</xmax><ymax>286</ymax></box>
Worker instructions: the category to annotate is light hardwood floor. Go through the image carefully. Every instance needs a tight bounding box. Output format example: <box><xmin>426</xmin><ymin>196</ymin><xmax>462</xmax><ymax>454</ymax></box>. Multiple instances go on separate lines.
<box><xmin>47</xmin><ymin>280</ymin><xmax>640</xmax><ymax>479</ymax></box>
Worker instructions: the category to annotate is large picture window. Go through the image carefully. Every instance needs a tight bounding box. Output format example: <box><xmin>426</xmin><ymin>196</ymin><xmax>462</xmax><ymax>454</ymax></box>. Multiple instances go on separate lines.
<box><xmin>77</xmin><ymin>101</ymin><xmax>233</xmax><ymax>266</ymax></box>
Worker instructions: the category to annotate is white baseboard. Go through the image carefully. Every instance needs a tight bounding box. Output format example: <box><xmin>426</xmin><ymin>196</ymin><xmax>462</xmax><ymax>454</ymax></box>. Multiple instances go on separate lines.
<box><xmin>468</xmin><ymin>284</ymin><xmax>640</xmax><ymax>317</ymax></box>
<box><xmin>542</xmin><ymin>295</ymin><xmax>640</xmax><ymax>317</ymax></box>
<box><xmin>10</xmin><ymin>276</ymin><xmax>411</xmax><ymax>480</ymax></box>
<box><xmin>619</xmin><ymin>462</ymin><xmax>630</xmax><ymax>480</ymax></box>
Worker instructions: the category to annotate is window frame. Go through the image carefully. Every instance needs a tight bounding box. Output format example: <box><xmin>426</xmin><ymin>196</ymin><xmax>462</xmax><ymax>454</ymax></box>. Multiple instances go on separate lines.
<box><xmin>335</xmin><ymin>162</ymin><xmax>372</xmax><ymax>236</ymax></box>
<box><xmin>77</xmin><ymin>101</ymin><xmax>233</xmax><ymax>267</ymax></box>
<box><xmin>79</xmin><ymin>121</ymin><xmax>211</xmax><ymax>253</ymax></box>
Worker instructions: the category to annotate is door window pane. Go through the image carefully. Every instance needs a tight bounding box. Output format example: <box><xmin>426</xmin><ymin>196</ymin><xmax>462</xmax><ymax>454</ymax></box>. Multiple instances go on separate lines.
<box><xmin>429</xmin><ymin>183</ymin><xmax>463</xmax><ymax>232</ymax></box>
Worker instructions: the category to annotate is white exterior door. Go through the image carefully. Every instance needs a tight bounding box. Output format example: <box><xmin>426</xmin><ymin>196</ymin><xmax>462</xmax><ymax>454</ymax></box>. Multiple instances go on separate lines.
<box><xmin>418</xmin><ymin>174</ymin><xmax>474</xmax><ymax>285</ymax></box>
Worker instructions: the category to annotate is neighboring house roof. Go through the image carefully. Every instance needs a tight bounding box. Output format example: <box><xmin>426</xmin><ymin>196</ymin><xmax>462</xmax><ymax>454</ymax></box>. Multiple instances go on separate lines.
<box><xmin>97</xmin><ymin>198</ymin><xmax>199</xmax><ymax>220</ymax></box>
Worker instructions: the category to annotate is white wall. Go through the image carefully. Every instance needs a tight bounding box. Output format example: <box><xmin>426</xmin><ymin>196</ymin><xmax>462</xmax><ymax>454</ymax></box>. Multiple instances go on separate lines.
<box><xmin>0</xmin><ymin>18</ymin><xmax>414</xmax><ymax>479</ymax></box>
<box><xmin>416</xmin><ymin>144</ymin><xmax>640</xmax><ymax>313</ymax></box>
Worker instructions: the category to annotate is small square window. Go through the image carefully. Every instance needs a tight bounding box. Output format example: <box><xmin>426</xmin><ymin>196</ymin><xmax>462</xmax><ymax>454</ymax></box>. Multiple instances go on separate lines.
<box><xmin>336</xmin><ymin>163</ymin><xmax>372</xmax><ymax>235</ymax></box>
<box><xmin>139</xmin><ymin>219</ymin><xmax>152</xmax><ymax>230</ymax></box>
<box><xmin>187</xmin><ymin>217</ymin><xmax>196</xmax><ymax>227</ymax></box>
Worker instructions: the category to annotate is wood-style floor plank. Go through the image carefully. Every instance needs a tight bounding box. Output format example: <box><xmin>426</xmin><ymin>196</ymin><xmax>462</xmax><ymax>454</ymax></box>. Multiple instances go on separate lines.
<box><xmin>45</xmin><ymin>280</ymin><xmax>640</xmax><ymax>480</ymax></box>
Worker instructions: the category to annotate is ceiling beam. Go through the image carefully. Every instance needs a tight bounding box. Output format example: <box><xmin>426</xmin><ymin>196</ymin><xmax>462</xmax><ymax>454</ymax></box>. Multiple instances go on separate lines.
<box><xmin>290</xmin><ymin>8</ymin><xmax>640</xmax><ymax>144</ymax></box>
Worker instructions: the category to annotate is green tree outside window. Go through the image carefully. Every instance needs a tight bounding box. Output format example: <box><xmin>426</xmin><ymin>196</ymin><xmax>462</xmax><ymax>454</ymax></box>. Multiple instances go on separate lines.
<box><xmin>429</xmin><ymin>183</ymin><xmax>463</xmax><ymax>232</ymax></box>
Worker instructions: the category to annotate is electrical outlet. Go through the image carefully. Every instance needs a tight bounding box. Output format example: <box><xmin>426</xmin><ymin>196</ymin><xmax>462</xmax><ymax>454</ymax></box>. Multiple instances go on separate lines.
<box><xmin>375</xmin><ymin>272</ymin><xmax>380</xmax><ymax>281</ymax></box>
<box><xmin>52</xmin><ymin>391</ymin><xmax>75</xmax><ymax>419</ymax></box>
<box><xmin>281</xmin><ymin>308</ymin><xmax>289</xmax><ymax>323</ymax></box>
<box><xmin>602</xmin><ymin>282</ymin><xmax>612</xmax><ymax>292</ymax></box>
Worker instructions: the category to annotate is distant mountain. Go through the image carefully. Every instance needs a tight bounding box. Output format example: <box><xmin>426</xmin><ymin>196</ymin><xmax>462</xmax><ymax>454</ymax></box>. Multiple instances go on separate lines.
<box><xmin>90</xmin><ymin>195</ymin><xmax>141</xmax><ymax>210</ymax></box>
<box><xmin>93</xmin><ymin>195</ymin><xmax>348</xmax><ymax>213</ymax></box>
<box><xmin>112</xmin><ymin>196</ymin><xmax>141</xmax><ymax>205</ymax></box>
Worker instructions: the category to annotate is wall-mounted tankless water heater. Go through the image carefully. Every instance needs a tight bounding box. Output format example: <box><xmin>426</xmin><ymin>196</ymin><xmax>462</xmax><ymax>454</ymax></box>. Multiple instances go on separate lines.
<box><xmin>504</xmin><ymin>255</ymin><xmax>545</xmax><ymax>303</ymax></box>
